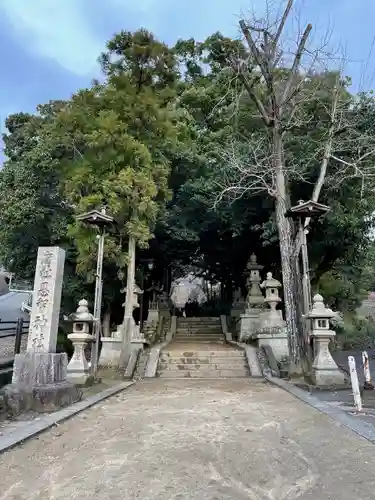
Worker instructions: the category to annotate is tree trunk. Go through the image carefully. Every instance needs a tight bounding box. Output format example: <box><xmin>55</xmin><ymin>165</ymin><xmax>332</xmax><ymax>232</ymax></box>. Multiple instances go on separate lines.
<box><xmin>119</xmin><ymin>234</ymin><xmax>136</xmax><ymax>369</ymax></box>
<box><xmin>273</xmin><ymin>130</ymin><xmax>303</xmax><ymax>373</ymax></box>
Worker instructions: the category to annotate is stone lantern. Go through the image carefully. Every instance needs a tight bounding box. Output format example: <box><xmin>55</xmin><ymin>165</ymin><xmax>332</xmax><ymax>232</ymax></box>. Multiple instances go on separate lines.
<box><xmin>255</xmin><ymin>271</ymin><xmax>289</xmax><ymax>361</ymax></box>
<box><xmin>305</xmin><ymin>294</ymin><xmax>344</xmax><ymax>386</ymax></box>
<box><xmin>245</xmin><ymin>254</ymin><xmax>264</xmax><ymax>309</ymax></box>
<box><xmin>67</xmin><ymin>299</ymin><xmax>94</xmax><ymax>384</ymax></box>
<box><xmin>260</xmin><ymin>272</ymin><xmax>283</xmax><ymax>327</ymax></box>
<box><xmin>238</xmin><ymin>254</ymin><xmax>264</xmax><ymax>341</ymax></box>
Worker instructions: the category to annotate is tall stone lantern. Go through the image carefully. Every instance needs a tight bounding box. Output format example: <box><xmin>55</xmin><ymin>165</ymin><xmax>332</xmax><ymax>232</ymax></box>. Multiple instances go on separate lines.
<box><xmin>67</xmin><ymin>299</ymin><xmax>94</xmax><ymax>385</ymax></box>
<box><xmin>239</xmin><ymin>254</ymin><xmax>264</xmax><ymax>341</ymax></box>
<box><xmin>305</xmin><ymin>294</ymin><xmax>344</xmax><ymax>386</ymax></box>
<box><xmin>260</xmin><ymin>272</ymin><xmax>283</xmax><ymax>327</ymax></box>
<box><xmin>245</xmin><ymin>254</ymin><xmax>264</xmax><ymax>309</ymax></box>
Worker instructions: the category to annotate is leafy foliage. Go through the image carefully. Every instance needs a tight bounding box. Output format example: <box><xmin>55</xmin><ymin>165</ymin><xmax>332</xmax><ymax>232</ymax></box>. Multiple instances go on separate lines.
<box><xmin>0</xmin><ymin>27</ymin><xmax>374</xmax><ymax>325</ymax></box>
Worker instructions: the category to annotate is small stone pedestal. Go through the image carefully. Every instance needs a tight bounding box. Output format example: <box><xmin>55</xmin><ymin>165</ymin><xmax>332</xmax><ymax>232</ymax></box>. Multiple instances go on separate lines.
<box><xmin>3</xmin><ymin>352</ymin><xmax>81</xmax><ymax>415</ymax></box>
<box><xmin>256</xmin><ymin>327</ymin><xmax>289</xmax><ymax>362</ymax></box>
<box><xmin>131</xmin><ymin>324</ymin><xmax>146</xmax><ymax>352</ymax></box>
<box><xmin>100</xmin><ymin>325</ymin><xmax>123</xmax><ymax>366</ymax></box>
<box><xmin>239</xmin><ymin>310</ymin><xmax>262</xmax><ymax>341</ymax></box>
<box><xmin>306</xmin><ymin>294</ymin><xmax>344</xmax><ymax>387</ymax></box>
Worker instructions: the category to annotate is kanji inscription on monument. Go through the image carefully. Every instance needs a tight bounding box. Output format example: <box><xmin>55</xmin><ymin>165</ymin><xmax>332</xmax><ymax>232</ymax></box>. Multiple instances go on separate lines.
<box><xmin>27</xmin><ymin>246</ymin><xmax>66</xmax><ymax>352</ymax></box>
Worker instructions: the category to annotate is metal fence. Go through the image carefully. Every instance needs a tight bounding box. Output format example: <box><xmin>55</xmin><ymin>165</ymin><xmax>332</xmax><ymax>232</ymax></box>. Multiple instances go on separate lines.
<box><xmin>0</xmin><ymin>318</ymin><xmax>30</xmax><ymax>370</ymax></box>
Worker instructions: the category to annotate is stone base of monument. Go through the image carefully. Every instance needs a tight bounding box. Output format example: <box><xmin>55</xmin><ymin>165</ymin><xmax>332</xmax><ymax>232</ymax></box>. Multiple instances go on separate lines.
<box><xmin>3</xmin><ymin>351</ymin><xmax>81</xmax><ymax>415</ymax></box>
<box><xmin>147</xmin><ymin>309</ymin><xmax>159</xmax><ymax>326</ymax></box>
<box><xmin>239</xmin><ymin>309</ymin><xmax>263</xmax><ymax>342</ymax></box>
<box><xmin>256</xmin><ymin>327</ymin><xmax>289</xmax><ymax>362</ymax></box>
<box><xmin>310</xmin><ymin>332</ymin><xmax>345</xmax><ymax>387</ymax></box>
<box><xmin>99</xmin><ymin>337</ymin><xmax>122</xmax><ymax>366</ymax></box>
<box><xmin>310</xmin><ymin>367</ymin><xmax>345</xmax><ymax>387</ymax></box>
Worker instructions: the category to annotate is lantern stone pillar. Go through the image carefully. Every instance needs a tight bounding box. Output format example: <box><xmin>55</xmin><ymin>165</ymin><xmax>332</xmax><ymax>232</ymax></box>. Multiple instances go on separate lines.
<box><xmin>239</xmin><ymin>254</ymin><xmax>265</xmax><ymax>341</ymax></box>
<box><xmin>67</xmin><ymin>299</ymin><xmax>94</xmax><ymax>385</ymax></box>
<box><xmin>305</xmin><ymin>294</ymin><xmax>344</xmax><ymax>386</ymax></box>
<box><xmin>260</xmin><ymin>273</ymin><xmax>284</xmax><ymax>328</ymax></box>
<box><xmin>158</xmin><ymin>291</ymin><xmax>170</xmax><ymax>320</ymax></box>
<box><xmin>146</xmin><ymin>288</ymin><xmax>160</xmax><ymax>326</ymax></box>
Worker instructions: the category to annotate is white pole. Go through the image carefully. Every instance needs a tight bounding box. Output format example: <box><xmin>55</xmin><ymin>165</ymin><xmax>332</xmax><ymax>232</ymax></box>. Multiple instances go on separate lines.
<box><xmin>362</xmin><ymin>350</ymin><xmax>373</xmax><ymax>389</ymax></box>
<box><xmin>348</xmin><ymin>356</ymin><xmax>362</xmax><ymax>412</ymax></box>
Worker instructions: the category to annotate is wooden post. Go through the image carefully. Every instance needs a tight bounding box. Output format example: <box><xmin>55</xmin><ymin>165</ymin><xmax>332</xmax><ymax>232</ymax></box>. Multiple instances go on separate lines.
<box><xmin>348</xmin><ymin>356</ymin><xmax>362</xmax><ymax>412</ymax></box>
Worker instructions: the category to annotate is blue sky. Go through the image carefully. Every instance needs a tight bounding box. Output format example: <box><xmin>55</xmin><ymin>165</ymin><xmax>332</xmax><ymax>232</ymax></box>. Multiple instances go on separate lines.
<box><xmin>0</xmin><ymin>0</ymin><xmax>374</xmax><ymax>138</ymax></box>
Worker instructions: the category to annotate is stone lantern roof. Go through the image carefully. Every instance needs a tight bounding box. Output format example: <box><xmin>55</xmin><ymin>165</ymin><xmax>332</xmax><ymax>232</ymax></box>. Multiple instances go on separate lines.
<box><xmin>305</xmin><ymin>294</ymin><xmax>335</xmax><ymax>320</ymax></box>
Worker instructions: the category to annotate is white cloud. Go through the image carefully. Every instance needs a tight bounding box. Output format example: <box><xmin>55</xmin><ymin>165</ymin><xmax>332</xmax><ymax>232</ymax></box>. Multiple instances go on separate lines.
<box><xmin>1</xmin><ymin>0</ymin><xmax>103</xmax><ymax>75</ymax></box>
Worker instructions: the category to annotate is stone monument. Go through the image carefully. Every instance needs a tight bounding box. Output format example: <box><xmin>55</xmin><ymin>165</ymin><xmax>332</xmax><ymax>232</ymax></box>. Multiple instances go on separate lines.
<box><xmin>305</xmin><ymin>294</ymin><xmax>345</xmax><ymax>386</ymax></box>
<box><xmin>66</xmin><ymin>299</ymin><xmax>94</xmax><ymax>385</ymax></box>
<box><xmin>239</xmin><ymin>254</ymin><xmax>265</xmax><ymax>341</ymax></box>
<box><xmin>3</xmin><ymin>247</ymin><xmax>81</xmax><ymax>414</ymax></box>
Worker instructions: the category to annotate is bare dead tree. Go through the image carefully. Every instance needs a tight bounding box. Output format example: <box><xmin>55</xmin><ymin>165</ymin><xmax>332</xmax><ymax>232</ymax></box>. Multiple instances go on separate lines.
<box><xmin>214</xmin><ymin>0</ymin><xmax>375</xmax><ymax>372</ymax></box>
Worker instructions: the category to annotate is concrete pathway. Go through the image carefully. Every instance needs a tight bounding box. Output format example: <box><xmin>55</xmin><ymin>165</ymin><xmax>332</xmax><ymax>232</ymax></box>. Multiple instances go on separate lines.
<box><xmin>1</xmin><ymin>379</ymin><xmax>375</xmax><ymax>499</ymax></box>
<box><xmin>0</xmin><ymin>292</ymin><xmax>29</xmax><ymax>324</ymax></box>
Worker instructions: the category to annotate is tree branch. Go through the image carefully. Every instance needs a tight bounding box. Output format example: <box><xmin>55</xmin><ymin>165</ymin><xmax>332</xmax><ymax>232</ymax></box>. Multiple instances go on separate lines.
<box><xmin>281</xmin><ymin>23</ymin><xmax>312</xmax><ymax>112</ymax></box>
<box><xmin>273</xmin><ymin>0</ymin><xmax>294</xmax><ymax>51</ymax></box>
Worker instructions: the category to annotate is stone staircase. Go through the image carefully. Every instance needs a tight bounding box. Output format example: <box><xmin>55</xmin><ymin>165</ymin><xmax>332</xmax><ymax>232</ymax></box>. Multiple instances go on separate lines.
<box><xmin>173</xmin><ymin>317</ymin><xmax>223</xmax><ymax>343</ymax></box>
<box><xmin>157</xmin><ymin>317</ymin><xmax>250</xmax><ymax>379</ymax></box>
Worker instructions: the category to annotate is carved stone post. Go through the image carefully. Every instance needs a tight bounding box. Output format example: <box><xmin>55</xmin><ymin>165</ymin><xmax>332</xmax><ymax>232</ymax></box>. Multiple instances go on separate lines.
<box><xmin>305</xmin><ymin>294</ymin><xmax>344</xmax><ymax>386</ymax></box>
<box><xmin>67</xmin><ymin>299</ymin><xmax>94</xmax><ymax>384</ymax></box>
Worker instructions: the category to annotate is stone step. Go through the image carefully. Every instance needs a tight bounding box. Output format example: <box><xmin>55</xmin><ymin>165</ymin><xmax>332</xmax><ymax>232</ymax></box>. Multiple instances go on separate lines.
<box><xmin>177</xmin><ymin>323</ymin><xmax>222</xmax><ymax>327</ymax></box>
<box><xmin>178</xmin><ymin>320</ymin><xmax>221</xmax><ymax>324</ymax></box>
<box><xmin>160</xmin><ymin>352</ymin><xmax>245</xmax><ymax>358</ymax></box>
<box><xmin>176</xmin><ymin>331</ymin><xmax>222</xmax><ymax>336</ymax></box>
<box><xmin>158</xmin><ymin>369</ymin><xmax>249</xmax><ymax>378</ymax></box>
<box><xmin>160</xmin><ymin>353</ymin><xmax>245</xmax><ymax>360</ymax></box>
<box><xmin>173</xmin><ymin>333</ymin><xmax>224</xmax><ymax>342</ymax></box>
<box><xmin>158</xmin><ymin>362</ymin><xmax>249</xmax><ymax>370</ymax></box>
<box><xmin>177</xmin><ymin>317</ymin><xmax>220</xmax><ymax>320</ymax></box>
<box><xmin>177</xmin><ymin>331</ymin><xmax>222</xmax><ymax>334</ymax></box>
<box><xmin>160</xmin><ymin>360</ymin><xmax>247</xmax><ymax>367</ymax></box>
<box><xmin>162</xmin><ymin>350</ymin><xmax>244</xmax><ymax>357</ymax></box>
<box><xmin>176</xmin><ymin>326</ymin><xmax>223</xmax><ymax>333</ymax></box>
<box><xmin>177</xmin><ymin>322</ymin><xmax>221</xmax><ymax>327</ymax></box>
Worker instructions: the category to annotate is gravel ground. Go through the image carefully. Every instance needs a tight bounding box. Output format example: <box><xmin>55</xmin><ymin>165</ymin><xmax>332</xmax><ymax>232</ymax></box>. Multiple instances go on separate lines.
<box><xmin>1</xmin><ymin>379</ymin><xmax>375</xmax><ymax>499</ymax></box>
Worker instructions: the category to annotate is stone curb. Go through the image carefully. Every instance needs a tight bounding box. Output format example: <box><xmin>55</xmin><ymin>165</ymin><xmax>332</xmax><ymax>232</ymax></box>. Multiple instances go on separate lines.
<box><xmin>0</xmin><ymin>381</ymin><xmax>134</xmax><ymax>454</ymax></box>
<box><xmin>265</xmin><ymin>375</ymin><xmax>375</xmax><ymax>444</ymax></box>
